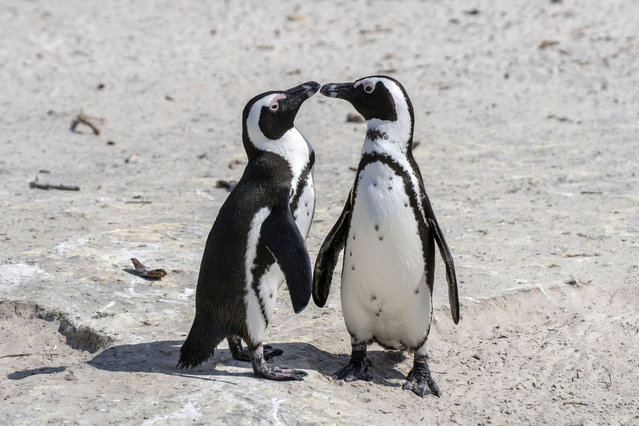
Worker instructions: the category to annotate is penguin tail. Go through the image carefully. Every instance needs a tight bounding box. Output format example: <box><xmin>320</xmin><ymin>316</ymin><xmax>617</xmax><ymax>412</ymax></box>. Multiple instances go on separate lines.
<box><xmin>177</xmin><ymin>313</ymin><xmax>224</xmax><ymax>369</ymax></box>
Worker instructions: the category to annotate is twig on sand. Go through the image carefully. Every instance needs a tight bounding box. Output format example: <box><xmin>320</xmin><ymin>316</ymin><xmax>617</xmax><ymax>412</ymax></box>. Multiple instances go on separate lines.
<box><xmin>0</xmin><ymin>353</ymin><xmax>32</xmax><ymax>359</ymax></box>
<box><xmin>129</xmin><ymin>258</ymin><xmax>167</xmax><ymax>280</ymax></box>
<box><xmin>547</xmin><ymin>114</ymin><xmax>572</xmax><ymax>123</ymax></box>
<box><xmin>29</xmin><ymin>177</ymin><xmax>79</xmax><ymax>191</ymax></box>
<box><xmin>563</xmin><ymin>401</ymin><xmax>589</xmax><ymax>406</ymax></box>
<box><xmin>603</xmin><ymin>366</ymin><xmax>613</xmax><ymax>389</ymax></box>
<box><xmin>612</xmin><ymin>44</ymin><xmax>635</xmax><ymax>58</ymax></box>
<box><xmin>539</xmin><ymin>40</ymin><xmax>559</xmax><ymax>49</ymax></box>
<box><xmin>70</xmin><ymin>111</ymin><xmax>102</xmax><ymax>135</ymax></box>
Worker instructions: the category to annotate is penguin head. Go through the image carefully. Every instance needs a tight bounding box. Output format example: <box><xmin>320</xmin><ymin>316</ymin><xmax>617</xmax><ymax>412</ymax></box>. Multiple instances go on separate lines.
<box><xmin>242</xmin><ymin>82</ymin><xmax>320</xmax><ymax>158</ymax></box>
<box><xmin>320</xmin><ymin>76</ymin><xmax>415</xmax><ymax>145</ymax></box>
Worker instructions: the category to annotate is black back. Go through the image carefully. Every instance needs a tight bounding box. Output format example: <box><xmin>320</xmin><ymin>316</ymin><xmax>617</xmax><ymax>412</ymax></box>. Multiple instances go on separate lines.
<box><xmin>195</xmin><ymin>152</ymin><xmax>294</xmax><ymax>337</ymax></box>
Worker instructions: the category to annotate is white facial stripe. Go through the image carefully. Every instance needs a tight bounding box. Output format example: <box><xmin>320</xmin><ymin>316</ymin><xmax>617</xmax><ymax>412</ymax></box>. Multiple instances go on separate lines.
<box><xmin>362</xmin><ymin>78</ymin><xmax>412</xmax><ymax>152</ymax></box>
<box><xmin>246</xmin><ymin>93</ymin><xmax>280</xmax><ymax>143</ymax></box>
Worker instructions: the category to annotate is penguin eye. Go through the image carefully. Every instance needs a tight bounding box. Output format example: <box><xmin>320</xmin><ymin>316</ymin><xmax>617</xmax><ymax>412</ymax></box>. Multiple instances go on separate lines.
<box><xmin>270</xmin><ymin>103</ymin><xmax>279</xmax><ymax>111</ymax></box>
<box><xmin>364</xmin><ymin>84</ymin><xmax>374</xmax><ymax>94</ymax></box>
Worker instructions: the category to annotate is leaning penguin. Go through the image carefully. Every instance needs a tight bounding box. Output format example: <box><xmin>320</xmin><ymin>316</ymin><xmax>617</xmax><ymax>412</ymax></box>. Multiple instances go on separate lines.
<box><xmin>178</xmin><ymin>81</ymin><xmax>320</xmax><ymax>380</ymax></box>
<box><xmin>313</xmin><ymin>76</ymin><xmax>460</xmax><ymax>396</ymax></box>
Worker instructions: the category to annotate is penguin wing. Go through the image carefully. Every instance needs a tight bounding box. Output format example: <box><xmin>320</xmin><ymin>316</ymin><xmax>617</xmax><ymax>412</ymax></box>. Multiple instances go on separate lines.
<box><xmin>422</xmin><ymin>195</ymin><xmax>460</xmax><ymax>324</ymax></box>
<box><xmin>312</xmin><ymin>190</ymin><xmax>353</xmax><ymax>307</ymax></box>
<box><xmin>259</xmin><ymin>188</ymin><xmax>312</xmax><ymax>314</ymax></box>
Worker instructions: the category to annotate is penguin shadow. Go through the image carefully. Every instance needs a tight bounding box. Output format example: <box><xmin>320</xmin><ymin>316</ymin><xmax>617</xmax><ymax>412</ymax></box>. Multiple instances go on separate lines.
<box><xmin>86</xmin><ymin>340</ymin><xmax>329</xmax><ymax>381</ymax></box>
<box><xmin>291</xmin><ymin>343</ymin><xmax>410</xmax><ymax>388</ymax></box>
<box><xmin>86</xmin><ymin>340</ymin><xmax>408</xmax><ymax>387</ymax></box>
<box><xmin>87</xmin><ymin>340</ymin><xmax>250</xmax><ymax>382</ymax></box>
<box><xmin>362</xmin><ymin>349</ymin><xmax>411</xmax><ymax>386</ymax></box>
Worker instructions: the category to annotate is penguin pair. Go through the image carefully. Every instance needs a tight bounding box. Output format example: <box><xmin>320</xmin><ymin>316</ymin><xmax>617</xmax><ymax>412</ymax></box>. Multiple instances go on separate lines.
<box><xmin>178</xmin><ymin>77</ymin><xmax>459</xmax><ymax>397</ymax></box>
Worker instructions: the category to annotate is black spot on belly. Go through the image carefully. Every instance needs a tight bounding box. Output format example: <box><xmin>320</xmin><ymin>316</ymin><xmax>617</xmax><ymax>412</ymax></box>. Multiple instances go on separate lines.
<box><xmin>404</xmin><ymin>202</ymin><xmax>408</xmax><ymax>207</ymax></box>
<box><xmin>352</xmin><ymin>234</ymin><xmax>356</xmax><ymax>240</ymax></box>
<box><xmin>373</xmin><ymin>182</ymin><xmax>377</xmax><ymax>187</ymax></box>
<box><xmin>270</xmin><ymin>292</ymin><xmax>274</xmax><ymax>298</ymax></box>
<box><xmin>370</xmin><ymin>295</ymin><xmax>377</xmax><ymax>301</ymax></box>
<box><xmin>375</xmin><ymin>312</ymin><xmax>380</xmax><ymax>317</ymax></box>
<box><xmin>414</xmin><ymin>288</ymin><xmax>420</xmax><ymax>294</ymax></box>
<box><xmin>388</xmin><ymin>186</ymin><xmax>392</xmax><ymax>191</ymax></box>
<box><xmin>349</xmin><ymin>251</ymin><xmax>352</xmax><ymax>257</ymax></box>
<box><xmin>374</xmin><ymin>224</ymin><xmax>379</xmax><ymax>231</ymax></box>
<box><xmin>304</xmin><ymin>201</ymin><xmax>308</xmax><ymax>207</ymax></box>
<box><xmin>306</xmin><ymin>211</ymin><xmax>309</xmax><ymax>216</ymax></box>
<box><xmin>351</xmin><ymin>264</ymin><xmax>355</xmax><ymax>271</ymax></box>
<box><xmin>378</xmin><ymin>235</ymin><xmax>384</xmax><ymax>241</ymax></box>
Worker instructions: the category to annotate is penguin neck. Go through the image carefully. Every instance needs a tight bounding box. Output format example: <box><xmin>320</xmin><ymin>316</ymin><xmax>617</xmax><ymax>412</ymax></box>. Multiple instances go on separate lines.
<box><xmin>362</xmin><ymin>118</ymin><xmax>412</xmax><ymax>158</ymax></box>
<box><xmin>249</xmin><ymin>128</ymin><xmax>313</xmax><ymax>182</ymax></box>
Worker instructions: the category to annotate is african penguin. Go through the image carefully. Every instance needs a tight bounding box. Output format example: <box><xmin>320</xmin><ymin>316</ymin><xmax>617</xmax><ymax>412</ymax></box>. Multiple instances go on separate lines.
<box><xmin>178</xmin><ymin>81</ymin><xmax>320</xmax><ymax>381</ymax></box>
<box><xmin>313</xmin><ymin>76</ymin><xmax>459</xmax><ymax>396</ymax></box>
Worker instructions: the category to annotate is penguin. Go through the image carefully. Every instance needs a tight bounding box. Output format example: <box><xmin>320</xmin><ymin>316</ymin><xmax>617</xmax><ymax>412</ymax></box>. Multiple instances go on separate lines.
<box><xmin>178</xmin><ymin>81</ymin><xmax>321</xmax><ymax>381</ymax></box>
<box><xmin>313</xmin><ymin>76</ymin><xmax>459</xmax><ymax>396</ymax></box>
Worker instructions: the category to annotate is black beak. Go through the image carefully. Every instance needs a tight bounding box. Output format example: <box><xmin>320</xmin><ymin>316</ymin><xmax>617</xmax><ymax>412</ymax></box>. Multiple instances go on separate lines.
<box><xmin>280</xmin><ymin>81</ymin><xmax>320</xmax><ymax>111</ymax></box>
<box><xmin>320</xmin><ymin>82</ymin><xmax>354</xmax><ymax>100</ymax></box>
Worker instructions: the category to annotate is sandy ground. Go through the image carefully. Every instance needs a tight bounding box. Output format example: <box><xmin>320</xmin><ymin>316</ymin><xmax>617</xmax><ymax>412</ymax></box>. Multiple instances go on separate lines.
<box><xmin>1</xmin><ymin>0</ymin><xmax>638</xmax><ymax>424</ymax></box>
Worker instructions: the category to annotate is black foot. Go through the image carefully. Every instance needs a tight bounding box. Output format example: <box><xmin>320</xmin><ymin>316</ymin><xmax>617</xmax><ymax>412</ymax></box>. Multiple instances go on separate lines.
<box><xmin>250</xmin><ymin>345</ymin><xmax>307</xmax><ymax>381</ymax></box>
<box><xmin>402</xmin><ymin>357</ymin><xmax>441</xmax><ymax>397</ymax></box>
<box><xmin>333</xmin><ymin>345</ymin><xmax>372</xmax><ymax>382</ymax></box>
<box><xmin>228</xmin><ymin>337</ymin><xmax>283</xmax><ymax>362</ymax></box>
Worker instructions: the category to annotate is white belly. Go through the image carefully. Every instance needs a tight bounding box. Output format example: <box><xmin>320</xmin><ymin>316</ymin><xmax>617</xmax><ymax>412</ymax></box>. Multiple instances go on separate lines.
<box><xmin>244</xmin><ymin>173</ymin><xmax>315</xmax><ymax>344</ymax></box>
<box><xmin>341</xmin><ymin>162</ymin><xmax>431</xmax><ymax>350</ymax></box>
<box><xmin>293</xmin><ymin>173</ymin><xmax>315</xmax><ymax>239</ymax></box>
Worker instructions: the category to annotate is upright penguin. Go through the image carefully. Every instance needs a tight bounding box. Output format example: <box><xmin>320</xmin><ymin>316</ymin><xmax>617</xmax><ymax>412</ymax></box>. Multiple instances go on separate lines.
<box><xmin>313</xmin><ymin>76</ymin><xmax>459</xmax><ymax>396</ymax></box>
<box><xmin>178</xmin><ymin>81</ymin><xmax>320</xmax><ymax>381</ymax></box>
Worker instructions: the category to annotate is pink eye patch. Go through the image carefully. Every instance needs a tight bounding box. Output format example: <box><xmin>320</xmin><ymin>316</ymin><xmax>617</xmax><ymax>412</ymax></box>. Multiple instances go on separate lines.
<box><xmin>269</xmin><ymin>94</ymin><xmax>286</xmax><ymax>108</ymax></box>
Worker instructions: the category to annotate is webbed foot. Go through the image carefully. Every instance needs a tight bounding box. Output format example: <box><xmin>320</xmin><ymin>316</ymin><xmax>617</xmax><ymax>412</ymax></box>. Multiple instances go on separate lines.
<box><xmin>250</xmin><ymin>344</ymin><xmax>307</xmax><ymax>381</ymax></box>
<box><xmin>402</xmin><ymin>356</ymin><xmax>440</xmax><ymax>397</ymax></box>
<box><xmin>332</xmin><ymin>345</ymin><xmax>372</xmax><ymax>382</ymax></box>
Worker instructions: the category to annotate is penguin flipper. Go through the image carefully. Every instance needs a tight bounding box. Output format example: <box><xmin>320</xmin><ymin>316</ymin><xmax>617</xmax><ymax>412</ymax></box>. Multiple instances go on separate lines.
<box><xmin>312</xmin><ymin>191</ymin><xmax>353</xmax><ymax>307</ymax></box>
<box><xmin>422</xmin><ymin>197</ymin><xmax>460</xmax><ymax>324</ymax></box>
<box><xmin>259</xmin><ymin>188</ymin><xmax>312</xmax><ymax>314</ymax></box>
